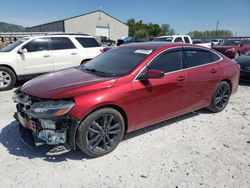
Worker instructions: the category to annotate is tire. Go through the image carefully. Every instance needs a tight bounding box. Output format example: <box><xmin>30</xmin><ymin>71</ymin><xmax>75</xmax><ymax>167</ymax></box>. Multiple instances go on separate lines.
<box><xmin>76</xmin><ymin>108</ymin><xmax>125</xmax><ymax>157</ymax></box>
<box><xmin>0</xmin><ymin>67</ymin><xmax>16</xmax><ymax>91</ymax></box>
<box><xmin>208</xmin><ymin>81</ymin><xmax>231</xmax><ymax>113</ymax></box>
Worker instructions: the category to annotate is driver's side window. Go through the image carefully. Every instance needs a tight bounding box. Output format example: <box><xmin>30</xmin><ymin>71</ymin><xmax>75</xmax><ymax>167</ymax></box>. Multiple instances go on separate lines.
<box><xmin>147</xmin><ymin>50</ymin><xmax>183</xmax><ymax>73</ymax></box>
<box><xmin>22</xmin><ymin>38</ymin><xmax>50</xmax><ymax>53</ymax></box>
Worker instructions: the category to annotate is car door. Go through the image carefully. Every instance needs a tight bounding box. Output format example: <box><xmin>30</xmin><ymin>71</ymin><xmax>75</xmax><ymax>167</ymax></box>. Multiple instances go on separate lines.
<box><xmin>16</xmin><ymin>38</ymin><xmax>53</xmax><ymax>75</ymax></box>
<box><xmin>51</xmin><ymin>37</ymin><xmax>79</xmax><ymax>71</ymax></box>
<box><xmin>131</xmin><ymin>49</ymin><xmax>190</xmax><ymax>129</ymax></box>
<box><xmin>183</xmin><ymin>47</ymin><xmax>222</xmax><ymax>109</ymax></box>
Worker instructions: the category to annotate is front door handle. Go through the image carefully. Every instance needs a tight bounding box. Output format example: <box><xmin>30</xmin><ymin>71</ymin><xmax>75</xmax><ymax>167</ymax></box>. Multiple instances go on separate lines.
<box><xmin>71</xmin><ymin>52</ymin><xmax>78</xmax><ymax>55</ymax></box>
<box><xmin>177</xmin><ymin>76</ymin><xmax>186</xmax><ymax>81</ymax></box>
<box><xmin>43</xmin><ymin>55</ymin><xmax>50</xmax><ymax>58</ymax></box>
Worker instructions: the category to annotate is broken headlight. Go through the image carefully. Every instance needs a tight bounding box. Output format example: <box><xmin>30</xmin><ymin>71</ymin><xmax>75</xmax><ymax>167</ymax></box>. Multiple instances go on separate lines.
<box><xmin>27</xmin><ymin>101</ymin><xmax>75</xmax><ymax>119</ymax></box>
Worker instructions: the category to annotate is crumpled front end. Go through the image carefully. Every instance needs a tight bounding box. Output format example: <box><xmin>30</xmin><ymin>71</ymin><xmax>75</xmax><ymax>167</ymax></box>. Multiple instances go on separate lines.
<box><xmin>13</xmin><ymin>88</ymin><xmax>80</xmax><ymax>155</ymax></box>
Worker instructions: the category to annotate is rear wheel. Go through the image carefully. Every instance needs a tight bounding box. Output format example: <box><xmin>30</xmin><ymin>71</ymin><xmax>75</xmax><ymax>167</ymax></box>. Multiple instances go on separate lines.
<box><xmin>208</xmin><ymin>81</ymin><xmax>231</xmax><ymax>113</ymax></box>
<box><xmin>0</xmin><ymin>67</ymin><xmax>16</xmax><ymax>91</ymax></box>
<box><xmin>76</xmin><ymin>108</ymin><xmax>125</xmax><ymax>157</ymax></box>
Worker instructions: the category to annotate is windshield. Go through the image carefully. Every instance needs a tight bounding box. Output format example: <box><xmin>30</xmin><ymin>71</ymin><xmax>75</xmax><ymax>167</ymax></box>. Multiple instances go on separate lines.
<box><xmin>0</xmin><ymin>39</ymin><xmax>27</xmax><ymax>52</ymax></box>
<box><xmin>223</xmin><ymin>40</ymin><xmax>240</xmax><ymax>46</ymax></box>
<box><xmin>80</xmin><ymin>47</ymin><xmax>153</xmax><ymax>77</ymax></box>
<box><xmin>153</xmin><ymin>37</ymin><xmax>173</xmax><ymax>42</ymax></box>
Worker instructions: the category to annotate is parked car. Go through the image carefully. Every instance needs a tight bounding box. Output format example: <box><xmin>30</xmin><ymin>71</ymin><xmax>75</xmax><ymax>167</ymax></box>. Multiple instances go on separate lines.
<box><xmin>154</xmin><ymin>35</ymin><xmax>212</xmax><ymax>48</ymax></box>
<box><xmin>235</xmin><ymin>50</ymin><xmax>250</xmax><ymax>80</ymax></box>
<box><xmin>117</xmin><ymin>36</ymin><xmax>149</xmax><ymax>46</ymax></box>
<box><xmin>211</xmin><ymin>39</ymin><xmax>224</xmax><ymax>46</ymax></box>
<box><xmin>13</xmin><ymin>42</ymin><xmax>239</xmax><ymax>157</ymax></box>
<box><xmin>153</xmin><ymin>35</ymin><xmax>193</xmax><ymax>44</ymax></box>
<box><xmin>192</xmin><ymin>39</ymin><xmax>211</xmax><ymax>48</ymax></box>
<box><xmin>212</xmin><ymin>38</ymin><xmax>250</xmax><ymax>59</ymax></box>
<box><xmin>0</xmin><ymin>34</ymin><xmax>103</xmax><ymax>91</ymax></box>
<box><xmin>96</xmin><ymin>36</ymin><xmax>115</xmax><ymax>46</ymax></box>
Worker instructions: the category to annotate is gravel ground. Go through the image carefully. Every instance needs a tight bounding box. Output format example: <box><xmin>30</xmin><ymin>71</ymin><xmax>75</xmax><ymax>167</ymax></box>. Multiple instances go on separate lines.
<box><xmin>0</xmin><ymin>82</ymin><xmax>249</xmax><ymax>188</ymax></box>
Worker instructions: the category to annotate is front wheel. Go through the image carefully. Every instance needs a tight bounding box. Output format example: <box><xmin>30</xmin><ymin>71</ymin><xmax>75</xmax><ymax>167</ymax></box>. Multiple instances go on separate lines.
<box><xmin>208</xmin><ymin>81</ymin><xmax>231</xmax><ymax>113</ymax></box>
<box><xmin>76</xmin><ymin>108</ymin><xmax>125</xmax><ymax>157</ymax></box>
<box><xmin>0</xmin><ymin>67</ymin><xmax>16</xmax><ymax>91</ymax></box>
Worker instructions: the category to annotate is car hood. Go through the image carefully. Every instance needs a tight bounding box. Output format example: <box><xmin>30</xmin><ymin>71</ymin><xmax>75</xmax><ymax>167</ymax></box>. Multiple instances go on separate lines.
<box><xmin>21</xmin><ymin>68</ymin><xmax>117</xmax><ymax>99</ymax></box>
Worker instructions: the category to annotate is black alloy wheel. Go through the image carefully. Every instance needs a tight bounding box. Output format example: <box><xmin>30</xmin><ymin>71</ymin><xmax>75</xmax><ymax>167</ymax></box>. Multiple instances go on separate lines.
<box><xmin>76</xmin><ymin>108</ymin><xmax>125</xmax><ymax>157</ymax></box>
<box><xmin>208</xmin><ymin>81</ymin><xmax>231</xmax><ymax>113</ymax></box>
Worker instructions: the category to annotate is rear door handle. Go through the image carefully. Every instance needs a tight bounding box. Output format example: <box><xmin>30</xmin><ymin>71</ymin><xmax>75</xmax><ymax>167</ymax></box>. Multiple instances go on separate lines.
<box><xmin>71</xmin><ymin>52</ymin><xmax>78</xmax><ymax>55</ymax></box>
<box><xmin>177</xmin><ymin>76</ymin><xmax>186</xmax><ymax>81</ymax></box>
<box><xmin>43</xmin><ymin>55</ymin><xmax>50</xmax><ymax>58</ymax></box>
<box><xmin>210</xmin><ymin>68</ymin><xmax>217</xmax><ymax>73</ymax></box>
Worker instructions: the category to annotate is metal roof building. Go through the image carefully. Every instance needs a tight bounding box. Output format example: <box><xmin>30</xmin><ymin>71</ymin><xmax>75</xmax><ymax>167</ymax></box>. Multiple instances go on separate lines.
<box><xmin>26</xmin><ymin>10</ymin><xmax>128</xmax><ymax>41</ymax></box>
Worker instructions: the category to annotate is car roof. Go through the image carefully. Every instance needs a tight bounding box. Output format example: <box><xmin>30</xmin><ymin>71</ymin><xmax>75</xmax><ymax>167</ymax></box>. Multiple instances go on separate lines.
<box><xmin>27</xmin><ymin>34</ymin><xmax>94</xmax><ymax>40</ymax></box>
<box><xmin>120</xmin><ymin>42</ymin><xmax>200</xmax><ymax>50</ymax></box>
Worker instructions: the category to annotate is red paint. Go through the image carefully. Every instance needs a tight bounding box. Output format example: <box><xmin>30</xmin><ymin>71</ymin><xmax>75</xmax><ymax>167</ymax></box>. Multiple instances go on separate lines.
<box><xmin>212</xmin><ymin>39</ymin><xmax>250</xmax><ymax>58</ymax></box>
<box><xmin>21</xmin><ymin>43</ymin><xmax>240</xmax><ymax>133</ymax></box>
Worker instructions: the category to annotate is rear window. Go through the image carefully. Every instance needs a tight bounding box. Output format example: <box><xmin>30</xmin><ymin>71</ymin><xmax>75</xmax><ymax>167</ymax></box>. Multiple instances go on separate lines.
<box><xmin>153</xmin><ymin>37</ymin><xmax>173</xmax><ymax>42</ymax></box>
<box><xmin>174</xmin><ymin>37</ymin><xmax>183</xmax><ymax>42</ymax></box>
<box><xmin>184</xmin><ymin>37</ymin><xmax>191</xmax><ymax>43</ymax></box>
<box><xmin>76</xmin><ymin>37</ymin><xmax>100</xmax><ymax>48</ymax></box>
<box><xmin>51</xmin><ymin>37</ymin><xmax>76</xmax><ymax>50</ymax></box>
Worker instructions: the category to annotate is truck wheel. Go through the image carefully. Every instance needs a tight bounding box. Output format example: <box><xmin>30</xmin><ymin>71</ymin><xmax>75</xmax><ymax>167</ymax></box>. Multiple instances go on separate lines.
<box><xmin>0</xmin><ymin>67</ymin><xmax>16</xmax><ymax>91</ymax></box>
<box><xmin>76</xmin><ymin>108</ymin><xmax>125</xmax><ymax>157</ymax></box>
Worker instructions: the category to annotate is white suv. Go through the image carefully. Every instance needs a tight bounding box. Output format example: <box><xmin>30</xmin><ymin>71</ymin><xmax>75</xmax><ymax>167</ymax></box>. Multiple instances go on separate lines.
<box><xmin>0</xmin><ymin>34</ymin><xmax>103</xmax><ymax>91</ymax></box>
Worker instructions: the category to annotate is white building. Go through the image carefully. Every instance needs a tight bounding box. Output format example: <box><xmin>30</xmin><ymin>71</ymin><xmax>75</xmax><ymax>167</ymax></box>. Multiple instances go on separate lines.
<box><xmin>26</xmin><ymin>10</ymin><xmax>128</xmax><ymax>41</ymax></box>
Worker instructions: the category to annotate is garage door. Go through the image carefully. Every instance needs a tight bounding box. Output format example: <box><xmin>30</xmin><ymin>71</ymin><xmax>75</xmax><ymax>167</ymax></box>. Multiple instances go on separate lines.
<box><xmin>96</xmin><ymin>27</ymin><xmax>110</xmax><ymax>37</ymax></box>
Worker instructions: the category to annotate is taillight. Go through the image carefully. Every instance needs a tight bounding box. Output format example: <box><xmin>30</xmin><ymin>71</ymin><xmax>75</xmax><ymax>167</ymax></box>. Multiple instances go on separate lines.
<box><xmin>100</xmin><ymin>48</ymin><xmax>104</xmax><ymax>53</ymax></box>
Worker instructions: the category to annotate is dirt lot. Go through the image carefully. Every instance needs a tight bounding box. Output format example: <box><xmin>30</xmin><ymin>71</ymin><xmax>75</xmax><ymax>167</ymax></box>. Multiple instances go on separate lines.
<box><xmin>0</xmin><ymin>82</ymin><xmax>249</xmax><ymax>188</ymax></box>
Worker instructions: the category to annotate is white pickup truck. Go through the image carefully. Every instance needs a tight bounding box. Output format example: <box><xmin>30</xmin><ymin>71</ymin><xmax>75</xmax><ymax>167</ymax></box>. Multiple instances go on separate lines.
<box><xmin>0</xmin><ymin>34</ymin><xmax>103</xmax><ymax>91</ymax></box>
<box><xmin>153</xmin><ymin>35</ymin><xmax>211</xmax><ymax>48</ymax></box>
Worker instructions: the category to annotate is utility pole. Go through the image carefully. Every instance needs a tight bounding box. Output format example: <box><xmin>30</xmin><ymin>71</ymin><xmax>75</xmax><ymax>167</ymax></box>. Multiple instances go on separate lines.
<box><xmin>215</xmin><ymin>21</ymin><xmax>219</xmax><ymax>37</ymax></box>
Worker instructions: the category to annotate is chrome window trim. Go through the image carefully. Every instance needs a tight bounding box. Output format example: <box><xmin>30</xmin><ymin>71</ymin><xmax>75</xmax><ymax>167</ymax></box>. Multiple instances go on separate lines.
<box><xmin>133</xmin><ymin>46</ymin><xmax>223</xmax><ymax>82</ymax></box>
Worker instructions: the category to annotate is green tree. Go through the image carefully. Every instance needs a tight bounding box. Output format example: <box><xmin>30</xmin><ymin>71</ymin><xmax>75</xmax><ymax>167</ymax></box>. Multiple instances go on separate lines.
<box><xmin>188</xmin><ymin>30</ymin><xmax>233</xmax><ymax>38</ymax></box>
<box><xmin>126</xmin><ymin>19</ymin><xmax>175</xmax><ymax>38</ymax></box>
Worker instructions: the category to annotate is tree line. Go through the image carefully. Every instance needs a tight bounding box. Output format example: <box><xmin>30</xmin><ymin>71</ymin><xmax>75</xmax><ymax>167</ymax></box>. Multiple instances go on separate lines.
<box><xmin>127</xmin><ymin>19</ymin><xmax>175</xmax><ymax>38</ymax></box>
<box><xmin>126</xmin><ymin>18</ymin><xmax>233</xmax><ymax>38</ymax></box>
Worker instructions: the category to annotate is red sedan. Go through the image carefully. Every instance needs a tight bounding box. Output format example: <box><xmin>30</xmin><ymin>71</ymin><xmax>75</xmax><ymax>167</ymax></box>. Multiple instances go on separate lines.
<box><xmin>13</xmin><ymin>42</ymin><xmax>240</xmax><ymax>157</ymax></box>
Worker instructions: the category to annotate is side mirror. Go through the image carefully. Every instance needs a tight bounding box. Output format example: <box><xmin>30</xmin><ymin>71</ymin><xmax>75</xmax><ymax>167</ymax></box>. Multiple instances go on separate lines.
<box><xmin>17</xmin><ymin>48</ymin><xmax>27</xmax><ymax>54</ymax></box>
<box><xmin>138</xmin><ymin>69</ymin><xmax>164</xmax><ymax>80</ymax></box>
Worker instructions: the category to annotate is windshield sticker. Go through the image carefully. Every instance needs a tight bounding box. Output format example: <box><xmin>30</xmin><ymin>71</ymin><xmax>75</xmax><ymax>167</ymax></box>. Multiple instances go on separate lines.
<box><xmin>134</xmin><ymin>49</ymin><xmax>153</xmax><ymax>55</ymax></box>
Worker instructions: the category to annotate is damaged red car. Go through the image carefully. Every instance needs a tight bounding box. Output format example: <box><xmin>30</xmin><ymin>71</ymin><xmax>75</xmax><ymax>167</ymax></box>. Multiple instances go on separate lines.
<box><xmin>13</xmin><ymin>42</ymin><xmax>240</xmax><ymax>157</ymax></box>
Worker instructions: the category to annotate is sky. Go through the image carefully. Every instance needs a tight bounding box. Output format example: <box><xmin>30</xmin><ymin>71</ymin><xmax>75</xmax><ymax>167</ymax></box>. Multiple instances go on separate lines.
<box><xmin>0</xmin><ymin>0</ymin><xmax>250</xmax><ymax>36</ymax></box>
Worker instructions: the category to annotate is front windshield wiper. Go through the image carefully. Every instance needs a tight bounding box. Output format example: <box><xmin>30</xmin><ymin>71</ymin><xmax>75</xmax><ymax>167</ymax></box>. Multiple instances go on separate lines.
<box><xmin>83</xmin><ymin>67</ymin><xmax>110</xmax><ymax>77</ymax></box>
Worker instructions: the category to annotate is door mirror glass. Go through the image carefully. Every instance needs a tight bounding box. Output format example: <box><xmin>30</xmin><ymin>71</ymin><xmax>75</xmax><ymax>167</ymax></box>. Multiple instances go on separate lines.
<box><xmin>138</xmin><ymin>69</ymin><xmax>164</xmax><ymax>80</ymax></box>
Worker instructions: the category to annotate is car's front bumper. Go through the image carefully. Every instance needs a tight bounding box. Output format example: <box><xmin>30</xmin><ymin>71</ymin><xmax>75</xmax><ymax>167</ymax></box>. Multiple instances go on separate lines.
<box><xmin>15</xmin><ymin>102</ymin><xmax>80</xmax><ymax>152</ymax></box>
